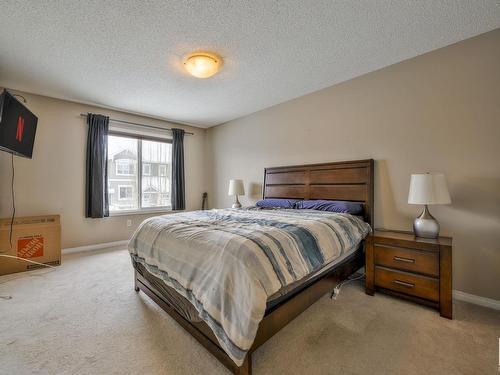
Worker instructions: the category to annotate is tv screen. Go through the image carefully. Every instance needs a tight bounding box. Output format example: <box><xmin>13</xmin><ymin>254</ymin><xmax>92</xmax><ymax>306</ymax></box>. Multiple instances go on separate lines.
<box><xmin>0</xmin><ymin>90</ymin><xmax>38</xmax><ymax>158</ymax></box>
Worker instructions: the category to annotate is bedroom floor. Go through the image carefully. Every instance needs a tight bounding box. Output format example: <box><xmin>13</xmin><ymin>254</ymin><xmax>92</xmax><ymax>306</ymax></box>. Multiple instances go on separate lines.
<box><xmin>0</xmin><ymin>248</ymin><xmax>498</xmax><ymax>375</ymax></box>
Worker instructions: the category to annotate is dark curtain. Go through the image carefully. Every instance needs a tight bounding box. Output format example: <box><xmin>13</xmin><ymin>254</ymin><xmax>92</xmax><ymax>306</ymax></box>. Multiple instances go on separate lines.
<box><xmin>85</xmin><ymin>113</ymin><xmax>110</xmax><ymax>218</ymax></box>
<box><xmin>171</xmin><ymin>128</ymin><xmax>185</xmax><ymax>210</ymax></box>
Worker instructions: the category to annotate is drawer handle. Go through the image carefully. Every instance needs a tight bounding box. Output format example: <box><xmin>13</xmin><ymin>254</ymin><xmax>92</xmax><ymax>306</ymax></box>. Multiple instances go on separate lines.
<box><xmin>393</xmin><ymin>280</ymin><xmax>415</xmax><ymax>288</ymax></box>
<box><xmin>393</xmin><ymin>256</ymin><xmax>415</xmax><ymax>264</ymax></box>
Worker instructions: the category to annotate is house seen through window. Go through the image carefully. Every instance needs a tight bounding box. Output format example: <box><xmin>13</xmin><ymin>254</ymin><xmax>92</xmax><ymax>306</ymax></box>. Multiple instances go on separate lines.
<box><xmin>107</xmin><ymin>134</ymin><xmax>172</xmax><ymax>213</ymax></box>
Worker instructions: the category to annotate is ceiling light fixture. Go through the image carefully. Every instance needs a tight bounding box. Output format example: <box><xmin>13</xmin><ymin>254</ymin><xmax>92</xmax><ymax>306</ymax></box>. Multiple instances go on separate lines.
<box><xmin>184</xmin><ymin>52</ymin><xmax>222</xmax><ymax>78</ymax></box>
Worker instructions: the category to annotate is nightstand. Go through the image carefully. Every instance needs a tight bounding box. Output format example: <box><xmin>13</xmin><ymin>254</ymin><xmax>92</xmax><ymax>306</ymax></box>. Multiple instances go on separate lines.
<box><xmin>365</xmin><ymin>229</ymin><xmax>452</xmax><ymax>319</ymax></box>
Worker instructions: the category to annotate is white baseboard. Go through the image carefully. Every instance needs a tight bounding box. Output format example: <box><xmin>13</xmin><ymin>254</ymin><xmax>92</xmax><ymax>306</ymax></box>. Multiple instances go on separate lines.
<box><xmin>453</xmin><ymin>290</ymin><xmax>500</xmax><ymax>310</ymax></box>
<box><xmin>62</xmin><ymin>240</ymin><xmax>129</xmax><ymax>254</ymax></box>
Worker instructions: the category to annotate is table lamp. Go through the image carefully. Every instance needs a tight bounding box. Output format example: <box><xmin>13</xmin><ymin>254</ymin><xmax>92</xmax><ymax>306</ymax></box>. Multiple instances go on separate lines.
<box><xmin>408</xmin><ymin>173</ymin><xmax>451</xmax><ymax>239</ymax></box>
<box><xmin>228</xmin><ymin>179</ymin><xmax>245</xmax><ymax>208</ymax></box>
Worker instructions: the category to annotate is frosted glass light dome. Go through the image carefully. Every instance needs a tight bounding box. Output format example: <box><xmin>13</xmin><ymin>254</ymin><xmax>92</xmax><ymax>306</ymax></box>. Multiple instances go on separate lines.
<box><xmin>184</xmin><ymin>53</ymin><xmax>222</xmax><ymax>78</ymax></box>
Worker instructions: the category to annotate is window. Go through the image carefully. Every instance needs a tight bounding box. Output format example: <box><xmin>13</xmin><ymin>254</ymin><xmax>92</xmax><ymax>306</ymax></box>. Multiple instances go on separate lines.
<box><xmin>107</xmin><ymin>134</ymin><xmax>172</xmax><ymax>213</ymax></box>
<box><xmin>118</xmin><ymin>185</ymin><xmax>133</xmax><ymax>200</ymax></box>
<box><xmin>116</xmin><ymin>160</ymin><xmax>134</xmax><ymax>175</ymax></box>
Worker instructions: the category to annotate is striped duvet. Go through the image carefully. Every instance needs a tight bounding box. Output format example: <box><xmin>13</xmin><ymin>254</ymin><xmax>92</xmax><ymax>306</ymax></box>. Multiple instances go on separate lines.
<box><xmin>128</xmin><ymin>208</ymin><xmax>371</xmax><ymax>366</ymax></box>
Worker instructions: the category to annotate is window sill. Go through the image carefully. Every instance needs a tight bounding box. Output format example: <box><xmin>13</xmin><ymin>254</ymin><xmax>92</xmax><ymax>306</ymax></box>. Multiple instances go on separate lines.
<box><xmin>109</xmin><ymin>208</ymin><xmax>172</xmax><ymax>217</ymax></box>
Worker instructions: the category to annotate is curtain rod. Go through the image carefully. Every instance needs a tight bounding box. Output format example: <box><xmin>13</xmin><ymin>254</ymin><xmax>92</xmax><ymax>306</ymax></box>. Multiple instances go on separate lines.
<box><xmin>79</xmin><ymin>113</ymin><xmax>194</xmax><ymax>135</ymax></box>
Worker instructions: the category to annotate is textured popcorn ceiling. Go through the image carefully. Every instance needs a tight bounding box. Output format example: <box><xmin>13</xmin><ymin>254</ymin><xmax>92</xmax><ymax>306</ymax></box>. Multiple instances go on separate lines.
<box><xmin>1</xmin><ymin>1</ymin><xmax>499</xmax><ymax>127</ymax></box>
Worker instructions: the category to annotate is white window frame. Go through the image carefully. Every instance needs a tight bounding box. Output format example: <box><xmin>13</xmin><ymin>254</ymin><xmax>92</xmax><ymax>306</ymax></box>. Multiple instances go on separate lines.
<box><xmin>118</xmin><ymin>185</ymin><xmax>134</xmax><ymax>200</ymax></box>
<box><xmin>143</xmin><ymin>163</ymin><xmax>151</xmax><ymax>176</ymax></box>
<box><xmin>108</xmin><ymin>131</ymin><xmax>172</xmax><ymax>216</ymax></box>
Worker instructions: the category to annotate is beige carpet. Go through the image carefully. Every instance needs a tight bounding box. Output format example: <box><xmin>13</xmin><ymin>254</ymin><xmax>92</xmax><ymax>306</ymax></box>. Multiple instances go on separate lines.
<box><xmin>1</xmin><ymin>248</ymin><xmax>499</xmax><ymax>375</ymax></box>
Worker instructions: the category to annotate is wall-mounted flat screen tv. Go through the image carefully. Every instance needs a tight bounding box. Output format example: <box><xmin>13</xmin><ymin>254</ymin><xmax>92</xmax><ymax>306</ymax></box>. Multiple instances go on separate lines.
<box><xmin>0</xmin><ymin>89</ymin><xmax>38</xmax><ymax>158</ymax></box>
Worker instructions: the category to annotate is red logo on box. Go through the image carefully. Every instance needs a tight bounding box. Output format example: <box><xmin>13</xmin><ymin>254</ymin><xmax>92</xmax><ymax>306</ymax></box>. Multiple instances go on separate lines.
<box><xmin>18</xmin><ymin>236</ymin><xmax>44</xmax><ymax>258</ymax></box>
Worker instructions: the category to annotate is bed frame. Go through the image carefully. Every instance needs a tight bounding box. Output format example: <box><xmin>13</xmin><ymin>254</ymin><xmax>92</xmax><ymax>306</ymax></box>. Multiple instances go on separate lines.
<box><xmin>134</xmin><ymin>159</ymin><xmax>374</xmax><ymax>374</ymax></box>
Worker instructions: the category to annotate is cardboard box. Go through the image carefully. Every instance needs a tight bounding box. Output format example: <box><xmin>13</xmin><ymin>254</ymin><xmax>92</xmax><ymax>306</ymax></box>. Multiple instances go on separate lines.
<box><xmin>0</xmin><ymin>215</ymin><xmax>61</xmax><ymax>276</ymax></box>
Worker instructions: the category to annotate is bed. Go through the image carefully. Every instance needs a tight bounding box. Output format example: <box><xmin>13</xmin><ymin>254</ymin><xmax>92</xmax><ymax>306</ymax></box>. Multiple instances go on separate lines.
<box><xmin>130</xmin><ymin>159</ymin><xmax>374</xmax><ymax>374</ymax></box>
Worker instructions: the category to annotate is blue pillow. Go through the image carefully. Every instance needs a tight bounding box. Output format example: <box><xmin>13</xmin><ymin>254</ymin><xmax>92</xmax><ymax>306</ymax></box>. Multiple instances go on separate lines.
<box><xmin>256</xmin><ymin>198</ymin><xmax>299</xmax><ymax>209</ymax></box>
<box><xmin>295</xmin><ymin>200</ymin><xmax>363</xmax><ymax>215</ymax></box>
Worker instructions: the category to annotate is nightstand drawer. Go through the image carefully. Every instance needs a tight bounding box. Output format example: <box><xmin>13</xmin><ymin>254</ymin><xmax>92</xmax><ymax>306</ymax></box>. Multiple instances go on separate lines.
<box><xmin>375</xmin><ymin>266</ymin><xmax>439</xmax><ymax>302</ymax></box>
<box><xmin>374</xmin><ymin>245</ymin><xmax>439</xmax><ymax>277</ymax></box>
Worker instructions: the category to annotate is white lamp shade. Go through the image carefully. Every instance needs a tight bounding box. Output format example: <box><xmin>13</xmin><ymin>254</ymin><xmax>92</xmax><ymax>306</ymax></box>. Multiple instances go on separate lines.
<box><xmin>408</xmin><ymin>173</ymin><xmax>451</xmax><ymax>205</ymax></box>
<box><xmin>228</xmin><ymin>179</ymin><xmax>245</xmax><ymax>196</ymax></box>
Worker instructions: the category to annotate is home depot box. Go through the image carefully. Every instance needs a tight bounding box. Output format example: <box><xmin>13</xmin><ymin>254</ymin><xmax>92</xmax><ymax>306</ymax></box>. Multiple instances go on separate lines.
<box><xmin>0</xmin><ymin>215</ymin><xmax>61</xmax><ymax>276</ymax></box>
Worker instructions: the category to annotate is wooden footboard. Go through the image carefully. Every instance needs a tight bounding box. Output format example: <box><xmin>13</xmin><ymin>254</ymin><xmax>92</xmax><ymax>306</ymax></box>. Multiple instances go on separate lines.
<box><xmin>134</xmin><ymin>247</ymin><xmax>364</xmax><ymax>375</ymax></box>
<box><xmin>135</xmin><ymin>269</ymin><xmax>251</xmax><ymax>374</ymax></box>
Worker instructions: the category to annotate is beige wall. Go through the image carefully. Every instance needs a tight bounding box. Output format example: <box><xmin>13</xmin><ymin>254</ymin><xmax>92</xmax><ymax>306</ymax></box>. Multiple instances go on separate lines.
<box><xmin>1</xmin><ymin>30</ymin><xmax>498</xmax><ymax>300</ymax></box>
<box><xmin>207</xmin><ymin>29</ymin><xmax>500</xmax><ymax>300</ymax></box>
<box><xmin>0</xmin><ymin>92</ymin><xmax>208</xmax><ymax>248</ymax></box>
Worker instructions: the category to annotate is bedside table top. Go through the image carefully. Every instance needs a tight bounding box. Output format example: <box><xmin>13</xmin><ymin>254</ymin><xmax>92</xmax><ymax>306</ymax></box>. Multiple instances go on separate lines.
<box><xmin>373</xmin><ymin>229</ymin><xmax>452</xmax><ymax>247</ymax></box>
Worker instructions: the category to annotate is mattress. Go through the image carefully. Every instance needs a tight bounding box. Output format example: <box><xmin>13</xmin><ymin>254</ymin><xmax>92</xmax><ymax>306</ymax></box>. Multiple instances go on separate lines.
<box><xmin>134</xmin><ymin>261</ymin><xmax>202</xmax><ymax>322</ymax></box>
<box><xmin>132</xmin><ymin>242</ymin><xmax>363</xmax><ymax>323</ymax></box>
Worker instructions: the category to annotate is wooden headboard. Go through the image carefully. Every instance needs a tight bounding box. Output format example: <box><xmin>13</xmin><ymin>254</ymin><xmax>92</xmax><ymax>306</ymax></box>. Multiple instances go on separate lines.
<box><xmin>263</xmin><ymin>159</ymin><xmax>374</xmax><ymax>225</ymax></box>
